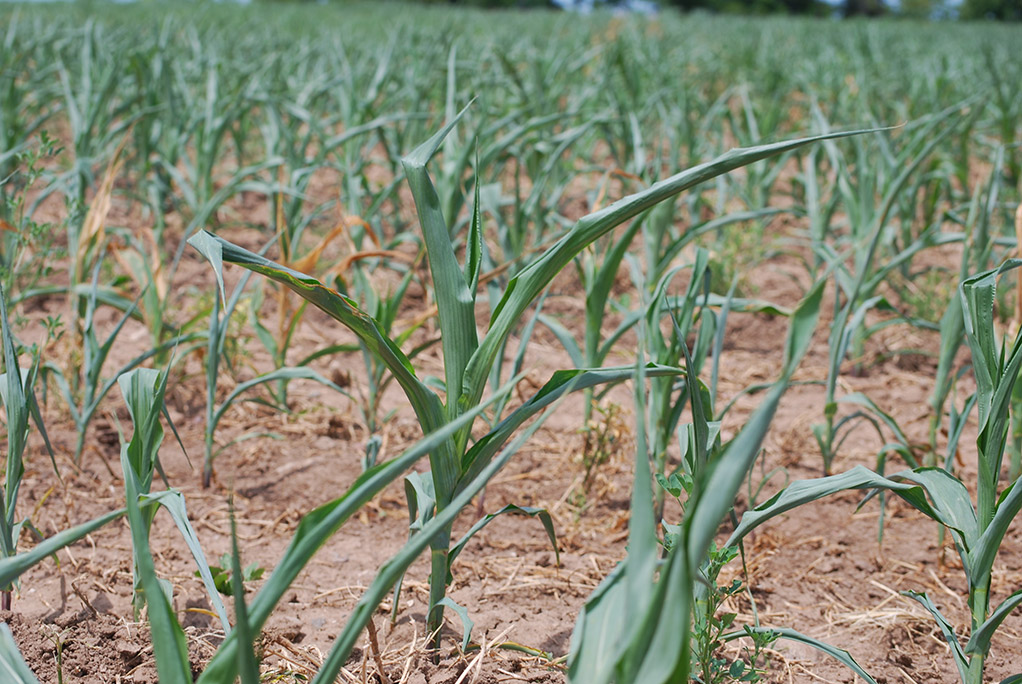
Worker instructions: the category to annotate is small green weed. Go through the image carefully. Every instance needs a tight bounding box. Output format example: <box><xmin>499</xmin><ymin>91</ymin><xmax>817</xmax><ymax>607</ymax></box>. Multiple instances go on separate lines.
<box><xmin>0</xmin><ymin>131</ymin><xmax>65</xmax><ymax>304</ymax></box>
<box><xmin>580</xmin><ymin>401</ymin><xmax>628</xmax><ymax>493</ymax></box>
<box><xmin>198</xmin><ymin>554</ymin><xmax>266</xmax><ymax>597</ymax></box>
<box><xmin>691</xmin><ymin>545</ymin><xmax>775</xmax><ymax>684</ymax></box>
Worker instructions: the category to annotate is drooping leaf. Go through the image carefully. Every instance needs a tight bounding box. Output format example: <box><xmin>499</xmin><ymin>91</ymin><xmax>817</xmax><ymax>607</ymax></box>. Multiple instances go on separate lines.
<box><xmin>436</xmin><ymin>597</ymin><xmax>474</xmax><ymax>652</ymax></box>
<box><xmin>465</xmin><ymin>130</ymin><xmax>882</xmax><ymax>420</ymax></box>
<box><xmin>903</xmin><ymin>591</ymin><xmax>969</xmax><ymax>682</ymax></box>
<box><xmin>727</xmin><ymin>466</ymin><xmax>938</xmax><ymax>548</ymax></box>
<box><xmin>141</xmin><ymin>490</ymin><xmax>231</xmax><ymax>632</ymax></box>
<box><xmin>448</xmin><ymin>504</ymin><xmax>558</xmax><ymax>567</ymax></box>
<box><xmin>195</xmin><ymin>375</ymin><xmax>523</xmax><ymax>684</ymax></box>
<box><xmin>728</xmin><ymin>627</ymin><xmax>877</xmax><ymax>683</ymax></box>
<box><xmin>967</xmin><ymin>588</ymin><xmax>1022</xmax><ymax>656</ymax></box>
<box><xmin>0</xmin><ymin>508</ymin><xmax>124</xmax><ymax>588</ymax></box>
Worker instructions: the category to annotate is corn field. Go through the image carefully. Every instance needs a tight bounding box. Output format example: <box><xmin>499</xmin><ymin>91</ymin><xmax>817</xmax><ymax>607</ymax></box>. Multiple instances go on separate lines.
<box><xmin>0</xmin><ymin>2</ymin><xmax>1021</xmax><ymax>682</ymax></box>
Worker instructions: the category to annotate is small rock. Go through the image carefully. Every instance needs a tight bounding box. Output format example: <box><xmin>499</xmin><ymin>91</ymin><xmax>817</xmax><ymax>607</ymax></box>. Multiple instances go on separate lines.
<box><xmin>116</xmin><ymin>639</ymin><xmax>142</xmax><ymax>660</ymax></box>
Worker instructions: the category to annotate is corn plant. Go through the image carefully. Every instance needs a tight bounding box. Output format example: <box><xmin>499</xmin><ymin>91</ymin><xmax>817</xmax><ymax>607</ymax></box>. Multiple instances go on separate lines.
<box><xmin>193</xmin><ymin>111</ymin><xmax>868</xmax><ymax>653</ymax></box>
<box><xmin>727</xmin><ymin>261</ymin><xmax>1022</xmax><ymax>684</ymax></box>
<box><xmin>51</xmin><ymin>21</ymin><xmax>140</xmax><ymax>214</ymax></box>
<box><xmin>42</xmin><ymin>264</ymin><xmax>201</xmax><ymax>463</ymax></box>
<box><xmin>137</xmin><ymin>369</ymin><xmax>530</xmax><ymax>683</ymax></box>
<box><xmin>632</xmin><ymin>249</ymin><xmax>716</xmax><ymax>519</ymax></box>
<box><xmin>116</xmin><ymin>366</ymin><xmax>194</xmax><ymax>683</ymax></box>
<box><xmin>568</xmin><ymin>278</ymin><xmax>875</xmax><ymax>684</ymax></box>
<box><xmin>116</xmin><ymin>367</ymin><xmax>231</xmax><ymax>633</ymax></box>
<box><xmin>0</xmin><ymin>284</ymin><xmax>53</xmax><ymax>611</ymax></box>
<box><xmin>928</xmin><ymin>151</ymin><xmax>1002</xmax><ymax>458</ymax></box>
<box><xmin>126</xmin><ymin>24</ymin><xmax>182</xmax><ymax>244</ymax></box>
<box><xmin>809</xmin><ymin>111</ymin><xmax>967</xmax><ymax>474</ymax></box>
<box><xmin>226</xmin><ymin>501</ymin><xmax>260</xmax><ymax>684</ymax></box>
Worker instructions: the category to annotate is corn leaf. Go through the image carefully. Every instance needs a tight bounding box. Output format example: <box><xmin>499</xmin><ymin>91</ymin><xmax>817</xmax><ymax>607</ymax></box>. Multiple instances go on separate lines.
<box><xmin>961</xmin><ymin>260</ymin><xmax>1022</xmax><ymax>530</ymax></box>
<box><xmin>401</xmin><ymin>103</ymin><xmax>479</xmax><ymax>434</ymax></box>
<box><xmin>903</xmin><ymin>590</ymin><xmax>969</xmax><ymax>682</ymax></box>
<box><xmin>727</xmin><ymin>466</ymin><xmax>938</xmax><ymax>548</ymax></box>
<box><xmin>966</xmin><ymin>588</ymin><xmax>1022</xmax><ymax>655</ymax></box>
<box><xmin>188</xmin><ymin>231</ymin><xmax>450</xmax><ymax>461</ymax></box>
<box><xmin>122</xmin><ymin>465</ymin><xmax>192</xmax><ymax>684</ymax></box>
<box><xmin>465</xmin><ymin>129</ymin><xmax>881</xmax><ymax>415</ymax></box>
<box><xmin>0</xmin><ymin>508</ymin><xmax>124</xmax><ymax>588</ymax></box>
<box><xmin>119</xmin><ymin>368</ymin><xmax>192</xmax><ymax>683</ymax></box>
<box><xmin>0</xmin><ymin>623</ymin><xmax>38</xmax><ymax>684</ymax></box>
<box><xmin>567</xmin><ymin>563</ymin><xmax>629</xmax><ymax>684</ymax></box>
<box><xmin>970</xmin><ymin>475</ymin><xmax>1022</xmax><ymax>596</ymax></box>
<box><xmin>229</xmin><ymin>507</ymin><xmax>260</xmax><ymax>684</ymax></box>
<box><xmin>448</xmin><ymin>504</ymin><xmax>557</xmax><ymax>566</ymax></box>
<box><xmin>195</xmin><ymin>374</ymin><xmax>522</xmax><ymax>684</ymax></box>
<box><xmin>731</xmin><ymin>627</ymin><xmax>876</xmax><ymax>683</ymax></box>
<box><xmin>893</xmin><ymin>469</ymin><xmax>978</xmax><ymax>550</ymax></box>
<box><xmin>0</xmin><ymin>283</ymin><xmax>28</xmax><ymax>550</ymax></box>
<box><xmin>210</xmin><ymin>366</ymin><xmax>352</xmax><ymax>430</ymax></box>
<box><xmin>306</xmin><ymin>370</ymin><xmax>571</xmax><ymax>684</ymax></box>
<box><xmin>457</xmin><ymin>364</ymin><xmax>681</xmax><ymax>492</ymax></box>
<box><xmin>141</xmin><ymin>490</ymin><xmax>231</xmax><ymax>634</ymax></box>
<box><xmin>436</xmin><ymin>596</ymin><xmax>474</xmax><ymax>652</ymax></box>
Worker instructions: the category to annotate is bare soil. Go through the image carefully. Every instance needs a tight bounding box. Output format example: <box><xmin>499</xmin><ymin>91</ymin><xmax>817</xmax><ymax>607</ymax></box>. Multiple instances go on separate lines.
<box><xmin>6</xmin><ymin>207</ymin><xmax>1022</xmax><ymax>684</ymax></box>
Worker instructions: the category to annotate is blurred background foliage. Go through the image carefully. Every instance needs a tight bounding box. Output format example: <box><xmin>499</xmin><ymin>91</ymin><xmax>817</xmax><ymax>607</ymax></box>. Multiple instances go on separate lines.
<box><xmin>258</xmin><ymin>0</ymin><xmax>1019</xmax><ymax>21</ymax></box>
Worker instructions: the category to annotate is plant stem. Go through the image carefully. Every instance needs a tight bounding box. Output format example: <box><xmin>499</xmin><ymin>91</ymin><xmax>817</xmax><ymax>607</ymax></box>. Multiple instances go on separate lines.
<box><xmin>427</xmin><ymin>524</ymin><xmax>453</xmax><ymax>656</ymax></box>
<box><xmin>966</xmin><ymin>579</ymin><xmax>989</xmax><ymax>684</ymax></box>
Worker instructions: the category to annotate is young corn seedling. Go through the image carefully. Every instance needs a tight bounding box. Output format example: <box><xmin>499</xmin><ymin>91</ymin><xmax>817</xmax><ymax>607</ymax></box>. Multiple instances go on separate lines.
<box><xmin>631</xmin><ymin>248</ymin><xmax>716</xmax><ymax>519</ymax></box>
<box><xmin>109</xmin><ymin>224</ymin><xmax>181</xmax><ymax>363</ymax></box>
<box><xmin>0</xmin><ymin>284</ymin><xmax>54</xmax><ymax>611</ymax></box>
<box><xmin>631</xmin><ymin>247</ymin><xmax>786</xmax><ymax>518</ymax></box>
<box><xmin>928</xmin><ymin>151</ymin><xmax>1001</xmax><ymax>459</ymax></box>
<box><xmin>727</xmin><ymin>261</ymin><xmax>1022</xmax><ymax>684</ymax></box>
<box><xmin>810</xmin><ymin>110</ymin><xmax>968</xmax><ymax>474</ymax></box>
<box><xmin>116</xmin><ymin>366</ymin><xmax>231</xmax><ymax>634</ymax></box>
<box><xmin>568</xmin><ymin>278</ymin><xmax>875</xmax><ymax>684</ymax></box>
<box><xmin>192</xmin><ymin>111</ymin><xmax>869</xmax><ymax>655</ymax></box>
<box><xmin>189</xmin><ymin>371</ymin><xmax>528</xmax><ymax>683</ymax></box>
<box><xmin>42</xmin><ymin>263</ymin><xmax>200</xmax><ymax>464</ymax></box>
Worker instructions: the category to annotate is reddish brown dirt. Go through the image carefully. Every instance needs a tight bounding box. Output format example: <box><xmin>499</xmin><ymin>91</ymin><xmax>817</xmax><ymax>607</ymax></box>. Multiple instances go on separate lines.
<box><xmin>5</xmin><ymin>196</ymin><xmax>1022</xmax><ymax>684</ymax></box>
